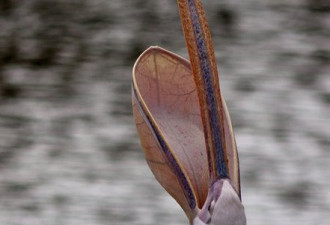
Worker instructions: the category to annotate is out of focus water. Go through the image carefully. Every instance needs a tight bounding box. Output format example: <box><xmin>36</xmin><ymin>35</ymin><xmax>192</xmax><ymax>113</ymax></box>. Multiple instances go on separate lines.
<box><xmin>0</xmin><ymin>0</ymin><xmax>329</xmax><ymax>225</ymax></box>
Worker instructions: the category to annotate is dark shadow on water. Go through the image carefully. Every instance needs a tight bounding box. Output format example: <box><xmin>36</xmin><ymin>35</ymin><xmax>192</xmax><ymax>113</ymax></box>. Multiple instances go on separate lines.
<box><xmin>279</xmin><ymin>182</ymin><xmax>311</xmax><ymax>209</ymax></box>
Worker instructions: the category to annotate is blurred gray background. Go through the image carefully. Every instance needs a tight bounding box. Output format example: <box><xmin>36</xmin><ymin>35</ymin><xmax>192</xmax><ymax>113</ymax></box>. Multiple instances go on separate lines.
<box><xmin>0</xmin><ymin>0</ymin><xmax>329</xmax><ymax>225</ymax></box>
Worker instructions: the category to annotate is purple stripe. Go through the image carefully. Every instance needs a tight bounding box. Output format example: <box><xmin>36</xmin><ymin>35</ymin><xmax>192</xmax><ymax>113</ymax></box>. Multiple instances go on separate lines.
<box><xmin>132</xmin><ymin>85</ymin><xmax>196</xmax><ymax>209</ymax></box>
<box><xmin>187</xmin><ymin>0</ymin><xmax>228</xmax><ymax>179</ymax></box>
